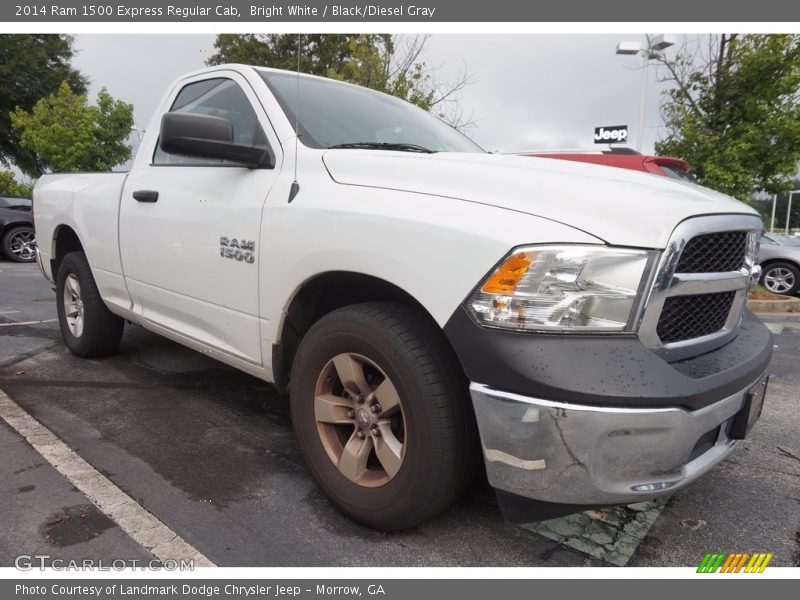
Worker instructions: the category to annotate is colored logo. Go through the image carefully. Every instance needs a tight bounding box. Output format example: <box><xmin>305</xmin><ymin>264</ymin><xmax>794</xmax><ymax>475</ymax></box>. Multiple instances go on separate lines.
<box><xmin>697</xmin><ymin>552</ymin><xmax>773</xmax><ymax>573</ymax></box>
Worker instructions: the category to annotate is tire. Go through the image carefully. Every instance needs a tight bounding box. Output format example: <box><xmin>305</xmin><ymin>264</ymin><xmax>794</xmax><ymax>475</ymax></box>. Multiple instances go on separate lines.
<box><xmin>761</xmin><ymin>261</ymin><xmax>800</xmax><ymax>296</ymax></box>
<box><xmin>290</xmin><ymin>301</ymin><xmax>479</xmax><ymax>530</ymax></box>
<box><xmin>1</xmin><ymin>225</ymin><xmax>37</xmax><ymax>263</ymax></box>
<box><xmin>55</xmin><ymin>251</ymin><xmax>124</xmax><ymax>358</ymax></box>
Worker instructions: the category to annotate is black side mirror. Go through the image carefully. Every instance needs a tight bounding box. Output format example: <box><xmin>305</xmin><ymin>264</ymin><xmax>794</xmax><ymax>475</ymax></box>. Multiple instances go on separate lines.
<box><xmin>159</xmin><ymin>112</ymin><xmax>274</xmax><ymax>168</ymax></box>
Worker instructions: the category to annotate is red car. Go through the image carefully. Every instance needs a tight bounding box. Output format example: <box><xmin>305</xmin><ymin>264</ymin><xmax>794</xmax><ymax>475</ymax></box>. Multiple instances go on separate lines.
<box><xmin>522</xmin><ymin>149</ymin><xmax>692</xmax><ymax>181</ymax></box>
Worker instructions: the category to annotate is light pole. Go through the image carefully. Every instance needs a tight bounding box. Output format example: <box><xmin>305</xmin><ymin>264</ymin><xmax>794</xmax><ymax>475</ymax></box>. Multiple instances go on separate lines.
<box><xmin>771</xmin><ymin>194</ymin><xmax>777</xmax><ymax>232</ymax></box>
<box><xmin>615</xmin><ymin>34</ymin><xmax>675</xmax><ymax>152</ymax></box>
<box><xmin>786</xmin><ymin>190</ymin><xmax>800</xmax><ymax>235</ymax></box>
<box><xmin>130</xmin><ymin>125</ymin><xmax>145</xmax><ymax>158</ymax></box>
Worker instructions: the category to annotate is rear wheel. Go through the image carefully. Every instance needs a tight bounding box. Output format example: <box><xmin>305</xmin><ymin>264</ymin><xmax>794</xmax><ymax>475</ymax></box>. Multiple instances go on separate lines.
<box><xmin>290</xmin><ymin>302</ymin><xmax>478</xmax><ymax>530</ymax></box>
<box><xmin>56</xmin><ymin>251</ymin><xmax>124</xmax><ymax>357</ymax></box>
<box><xmin>1</xmin><ymin>225</ymin><xmax>36</xmax><ymax>263</ymax></box>
<box><xmin>761</xmin><ymin>262</ymin><xmax>800</xmax><ymax>295</ymax></box>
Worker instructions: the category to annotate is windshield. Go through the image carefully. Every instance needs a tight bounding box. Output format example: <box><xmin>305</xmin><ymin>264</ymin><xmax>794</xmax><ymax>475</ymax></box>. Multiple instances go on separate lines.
<box><xmin>660</xmin><ymin>165</ymin><xmax>694</xmax><ymax>182</ymax></box>
<box><xmin>762</xmin><ymin>233</ymin><xmax>800</xmax><ymax>246</ymax></box>
<box><xmin>260</xmin><ymin>71</ymin><xmax>484</xmax><ymax>154</ymax></box>
<box><xmin>778</xmin><ymin>234</ymin><xmax>800</xmax><ymax>246</ymax></box>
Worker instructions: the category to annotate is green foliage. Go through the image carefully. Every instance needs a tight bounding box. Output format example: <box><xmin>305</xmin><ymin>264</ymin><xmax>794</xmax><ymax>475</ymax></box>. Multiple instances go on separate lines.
<box><xmin>656</xmin><ymin>34</ymin><xmax>800</xmax><ymax>200</ymax></box>
<box><xmin>0</xmin><ymin>34</ymin><xmax>87</xmax><ymax>176</ymax></box>
<box><xmin>209</xmin><ymin>34</ymin><xmax>372</xmax><ymax>75</ymax></box>
<box><xmin>207</xmin><ymin>34</ymin><xmax>460</xmax><ymax>117</ymax></box>
<box><xmin>0</xmin><ymin>170</ymin><xmax>32</xmax><ymax>198</ymax></box>
<box><xmin>10</xmin><ymin>82</ymin><xmax>133</xmax><ymax>174</ymax></box>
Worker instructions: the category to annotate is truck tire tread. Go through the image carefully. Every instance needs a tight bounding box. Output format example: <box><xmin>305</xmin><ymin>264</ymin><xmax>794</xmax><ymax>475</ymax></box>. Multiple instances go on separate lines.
<box><xmin>290</xmin><ymin>301</ymin><xmax>480</xmax><ymax>530</ymax></box>
<box><xmin>56</xmin><ymin>251</ymin><xmax>124</xmax><ymax>358</ymax></box>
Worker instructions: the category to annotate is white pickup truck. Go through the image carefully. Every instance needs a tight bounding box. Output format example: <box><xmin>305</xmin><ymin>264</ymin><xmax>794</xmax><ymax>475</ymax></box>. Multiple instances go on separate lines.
<box><xmin>33</xmin><ymin>64</ymin><xmax>772</xmax><ymax>529</ymax></box>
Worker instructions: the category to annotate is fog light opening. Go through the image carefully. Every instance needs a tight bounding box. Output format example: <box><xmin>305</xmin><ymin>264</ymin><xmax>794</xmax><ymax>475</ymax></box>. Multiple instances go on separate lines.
<box><xmin>631</xmin><ymin>481</ymin><xmax>679</xmax><ymax>492</ymax></box>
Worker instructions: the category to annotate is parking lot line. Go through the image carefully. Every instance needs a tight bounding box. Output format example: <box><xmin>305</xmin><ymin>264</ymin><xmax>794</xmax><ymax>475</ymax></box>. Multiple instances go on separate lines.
<box><xmin>0</xmin><ymin>387</ymin><xmax>216</xmax><ymax>568</ymax></box>
<box><xmin>0</xmin><ymin>319</ymin><xmax>58</xmax><ymax>327</ymax></box>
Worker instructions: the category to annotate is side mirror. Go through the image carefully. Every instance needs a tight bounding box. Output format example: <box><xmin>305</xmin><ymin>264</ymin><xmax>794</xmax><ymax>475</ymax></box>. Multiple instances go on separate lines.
<box><xmin>159</xmin><ymin>112</ymin><xmax>274</xmax><ymax>168</ymax></box>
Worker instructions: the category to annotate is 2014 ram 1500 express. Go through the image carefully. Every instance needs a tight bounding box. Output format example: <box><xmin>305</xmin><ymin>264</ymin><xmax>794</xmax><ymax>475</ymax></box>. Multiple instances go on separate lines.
<box><xmin>33</xmin><ymin>65</ymin><xmax>772</xmax><ymax>529</ymax></box>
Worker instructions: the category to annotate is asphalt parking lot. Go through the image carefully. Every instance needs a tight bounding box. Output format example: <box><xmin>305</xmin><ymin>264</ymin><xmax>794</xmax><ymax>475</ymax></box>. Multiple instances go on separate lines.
<box><xmin>0</xmin><ymin>260</ymin><xmax>798</xmax><ymax>568</ymax></box>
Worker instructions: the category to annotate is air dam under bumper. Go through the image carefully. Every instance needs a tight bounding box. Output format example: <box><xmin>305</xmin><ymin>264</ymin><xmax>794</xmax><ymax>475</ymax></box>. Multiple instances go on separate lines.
<box><xmin>470</xmin><ymin>378</ymin><xmax>764</xmax><ymax>513</ymax></box>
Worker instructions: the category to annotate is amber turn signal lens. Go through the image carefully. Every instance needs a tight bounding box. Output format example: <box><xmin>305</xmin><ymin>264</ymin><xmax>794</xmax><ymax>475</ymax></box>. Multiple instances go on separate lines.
<box><xmin>481</xmin><ymin>252</ymin><xmax>534</xmax><ymax>294</ymax></box>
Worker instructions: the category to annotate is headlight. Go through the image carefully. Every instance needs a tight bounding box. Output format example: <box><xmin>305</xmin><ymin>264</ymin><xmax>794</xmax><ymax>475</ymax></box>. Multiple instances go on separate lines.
<box><xmin>745</xmin><ymin>230</ymin><xmax>760</xmax><ymax>265</ymax></box>
<box><xmin>468</xmin><ymin>245</ymin><xmax>654</xmax><ymax>332</ymax></box>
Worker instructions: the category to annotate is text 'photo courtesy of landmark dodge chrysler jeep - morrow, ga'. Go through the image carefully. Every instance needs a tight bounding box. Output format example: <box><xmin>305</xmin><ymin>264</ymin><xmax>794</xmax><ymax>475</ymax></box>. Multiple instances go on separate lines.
<box><xmin>32</xmin><ymin>65</ymin><xmax>772</xmax><ymax>530</ymax></box>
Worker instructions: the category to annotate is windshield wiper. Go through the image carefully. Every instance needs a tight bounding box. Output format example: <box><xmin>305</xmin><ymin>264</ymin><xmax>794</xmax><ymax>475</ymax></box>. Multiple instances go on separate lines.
<box><xmin>327</xmin><ymin>142</ymin><xmax>435</xmax><ymax>154</ymax></box>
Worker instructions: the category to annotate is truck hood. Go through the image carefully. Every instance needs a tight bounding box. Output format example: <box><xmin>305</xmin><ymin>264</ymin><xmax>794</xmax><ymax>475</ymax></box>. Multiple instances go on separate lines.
<box><xmin>321</xmin><ymin>151</ymin><xmax>757</xmax><ymax>248</ymax></box>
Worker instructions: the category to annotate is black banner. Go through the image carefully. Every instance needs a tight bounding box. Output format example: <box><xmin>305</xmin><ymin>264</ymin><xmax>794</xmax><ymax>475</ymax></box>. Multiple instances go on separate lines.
<box><xmin>3</xmin><ymin>0</ymin><xmax>800</xmax><ymax>22</ymax></box>
<box><xmin>4</xmin><ymin>579</ymin><xmax>797</xmax><ymax>600</ymax></box>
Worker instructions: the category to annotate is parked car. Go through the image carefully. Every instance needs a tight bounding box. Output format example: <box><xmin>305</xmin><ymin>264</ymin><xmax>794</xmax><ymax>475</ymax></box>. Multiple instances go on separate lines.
<box><xmin>0</xmin><ymin>196</ymin><xmax>36</xmax><ymax>263</ymax></box>
<box><xmin>522</xmin><ymin>148</ymin><xmax>693</xmax><ymax>181</ymax></box>
<box><xmin>33</xmin><ymin>65</ymin><xmax>771</xmax><ymax>530</ymax></box>
<box><xmin>759</xmin><ymin>233</ymin><xmax>800</xmax><ymax>295</ymax></box>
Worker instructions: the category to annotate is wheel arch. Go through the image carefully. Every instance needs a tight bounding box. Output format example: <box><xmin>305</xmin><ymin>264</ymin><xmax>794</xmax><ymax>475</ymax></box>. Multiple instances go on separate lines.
<box><xmin>0</xmin><ymin>220</ymin><xmax>34</xmax><ymax>237</ymax></box>
<box><xmin>51</xmin><ymin>224</ymin><xmax>85</xmax><ymax>279</ymax></box>
<box><xmin>272</xmin><ymin>271</ymin><xmax>453</xmax><ymax>394</ymax></box>
<box><xmin>759</xmin><ymin>257</ymin><xmax>800</xmax><ymax>271</ymax></box>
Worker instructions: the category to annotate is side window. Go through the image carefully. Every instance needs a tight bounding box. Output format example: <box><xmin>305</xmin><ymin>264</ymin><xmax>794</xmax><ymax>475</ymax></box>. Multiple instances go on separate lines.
<box><xmin>153</xmin><ymin>78</ymin><xmax>267</xmax><ymax>166</ymax></box>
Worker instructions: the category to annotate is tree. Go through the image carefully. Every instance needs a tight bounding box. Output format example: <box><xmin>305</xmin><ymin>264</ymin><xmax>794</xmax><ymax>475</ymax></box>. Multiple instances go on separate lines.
<box><xmin>654</xmin><ymin>34</ymin><xmax>800</xmax><ymax>200</ymax></box>
<box><xmin>10</xmin><ymin>82</ymin><xmax>133</xmax><ymax>174</ymax></box>
<box><xmin>0</xmin><ymin>171</ymin><xmax>32</xmax><ymax>198</ymax></box>
<box><xmin>0</xmin><ymin>35</ymin><xmax>87</xmax><ymax>176</ymax></box>
<box><xmin>207</xmin><ymin>34</ymin><xmax>473</xmax><ymax>130</ymax></box>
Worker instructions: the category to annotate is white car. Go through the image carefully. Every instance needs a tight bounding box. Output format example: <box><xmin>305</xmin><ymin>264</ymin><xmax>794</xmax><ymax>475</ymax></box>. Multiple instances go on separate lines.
<box><xmin>759</xmin><ymin>233</ymin><xmax>800</xmax><ymax>295</ymax></box>
<box><xmin>33</xmin><ymin>65</ymin><xmax>772</xmax><ymax>529</ymax></box>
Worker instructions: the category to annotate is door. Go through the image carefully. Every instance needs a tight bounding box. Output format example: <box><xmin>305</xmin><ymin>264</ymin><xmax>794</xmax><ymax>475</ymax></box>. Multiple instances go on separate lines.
<box><xmin>120</xmin><ymin>73</ymin><xmax>281</xmax><ymax>364</ymax></box>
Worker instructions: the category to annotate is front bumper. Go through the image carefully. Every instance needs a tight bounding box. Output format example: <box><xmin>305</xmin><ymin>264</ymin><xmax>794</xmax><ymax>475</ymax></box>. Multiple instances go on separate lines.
<box><xmin>444</xmin><ymin>305</ymin><xmax>773</xmax><ymax>516</ymax></box>
<box><xmin>470</xmin><ymin>376</ymin><xmax>766</xmax><ymax>510</ymax></box>
<box><xmin>35</xmin><ymin>247</ymin><xmax>52</xmax><ymax>283</ymax></box>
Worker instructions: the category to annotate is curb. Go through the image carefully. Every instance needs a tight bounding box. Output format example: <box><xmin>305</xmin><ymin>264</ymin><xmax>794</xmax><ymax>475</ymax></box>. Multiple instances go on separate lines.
<box><xmin>752</xmin><ymin>312</ymin><xmax>800</xmax><ymax>321</ymax></box>
<box><xmin>747</xmin><ymin>297</ymin><xmax>800</xmax><ymax>314</ymax></box>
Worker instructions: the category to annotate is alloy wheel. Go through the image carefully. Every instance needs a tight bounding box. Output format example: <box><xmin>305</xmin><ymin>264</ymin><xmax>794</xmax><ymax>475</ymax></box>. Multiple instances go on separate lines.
<box><xmin>9</xmin><ymin>229</ymin><xmax>36</xmax><ymax>261</ymax></box>
<box><xmin>63</xmin><ymin>274</ymin><xmax>85</xmax><ymax>337</ymax></box>
<box><xmin>764</xmin><ymin>267</ymin><xmax>796</xmax><ymax>294</ymax></box>
<box><xmin>314</xmin><ymin>352</ymin><xmax>406</xmax><ymax>487</ymax></box>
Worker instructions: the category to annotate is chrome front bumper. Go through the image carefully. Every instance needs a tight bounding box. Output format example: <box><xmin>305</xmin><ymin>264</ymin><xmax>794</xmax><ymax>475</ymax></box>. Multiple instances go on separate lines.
<box><xmin>470</xmin><ymin>379</ymin><xmax>764</xmax><ymax>506</ymax></box>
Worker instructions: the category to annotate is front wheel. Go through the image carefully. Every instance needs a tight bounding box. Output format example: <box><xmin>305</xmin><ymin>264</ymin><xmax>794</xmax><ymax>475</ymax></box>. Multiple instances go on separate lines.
<box><xmin>289</xmin><ymin>302</ymin><xmax>478</xmax><ymax>530</ymax></box>
<box><xmin>56</xmin><ymin>251</ymin><xmax>124</xmax><ymax>357</ymax></box>
<box><xmin>761</xmin><ymin>262</ymin><xmax>800</xmax><ymax>296</ymax></box>
<box><xmin>1</xmin><ymin>225</ymin><xmax>37</xmax><ymax>263</ymax></box>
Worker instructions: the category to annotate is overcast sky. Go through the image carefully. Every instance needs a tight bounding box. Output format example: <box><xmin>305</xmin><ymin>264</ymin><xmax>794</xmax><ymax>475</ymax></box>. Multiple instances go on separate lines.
<box><xmin>71</xmin><ymin>33</ymin><xmax>673</xmax><ymax>156</ymax></box>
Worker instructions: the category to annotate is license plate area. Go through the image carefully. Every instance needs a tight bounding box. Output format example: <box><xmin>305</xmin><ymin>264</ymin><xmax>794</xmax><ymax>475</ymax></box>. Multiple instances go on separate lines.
<box><xmin>729</xmin><ymin>375</ymin><xmax>769</xmax><ymax>440</ymax></box>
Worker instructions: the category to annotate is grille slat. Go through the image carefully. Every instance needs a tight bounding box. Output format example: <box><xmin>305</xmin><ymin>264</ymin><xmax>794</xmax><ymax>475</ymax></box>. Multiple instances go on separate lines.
<box><xmin>656</xmin><ymin>292</ymin><xmax>735</xmax><ymax>344</ymax></box>
<box><xmin>675</xmin><ymin>231</ymin><xmax>747</xmax><ymax>273</ymax></box>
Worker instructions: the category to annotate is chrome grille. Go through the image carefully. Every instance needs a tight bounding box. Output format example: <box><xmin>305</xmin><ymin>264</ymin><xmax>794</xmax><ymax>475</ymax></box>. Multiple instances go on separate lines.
<box><xmin>675</xmin><ymin>231</ymin><xmax>747</xmax><ymax>273</ymax></box>
<box><xmin>656</xmin><ymin>292</ymin><xmax>736</xmax><ymax>344</ymax></box>
<box><xmin>638</xmin><ymin>215</ymin><xmax>762</xmax><ymax>361</ymax></box>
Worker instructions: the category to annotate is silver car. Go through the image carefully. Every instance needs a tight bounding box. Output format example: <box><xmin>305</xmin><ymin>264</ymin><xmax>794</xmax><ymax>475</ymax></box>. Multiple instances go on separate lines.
<box><xmin>759</xmin><ymin>233</ymin><xmax>800</xmax><ymax>295</ymax></box>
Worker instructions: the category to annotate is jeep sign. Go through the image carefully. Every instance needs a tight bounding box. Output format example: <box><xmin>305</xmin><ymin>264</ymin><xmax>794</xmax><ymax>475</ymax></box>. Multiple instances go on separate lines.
<box><xmin>594</xmin><ymin>125</ymin><xmax>628</xmax><ymax>144</ymax></box>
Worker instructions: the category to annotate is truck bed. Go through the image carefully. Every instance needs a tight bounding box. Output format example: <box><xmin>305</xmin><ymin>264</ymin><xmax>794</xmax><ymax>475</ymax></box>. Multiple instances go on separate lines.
<box><xmin>34</xmin><ymin>172</ymin><xmax>131</xmax><ymax>311</ymax></box>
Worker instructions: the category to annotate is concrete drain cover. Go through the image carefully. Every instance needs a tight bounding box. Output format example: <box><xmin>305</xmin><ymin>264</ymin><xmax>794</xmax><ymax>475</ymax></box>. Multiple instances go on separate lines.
<box><xmin>522</xmin><ymin>498</ymin><xmax>668</xmax><ymax>566</ymax></box>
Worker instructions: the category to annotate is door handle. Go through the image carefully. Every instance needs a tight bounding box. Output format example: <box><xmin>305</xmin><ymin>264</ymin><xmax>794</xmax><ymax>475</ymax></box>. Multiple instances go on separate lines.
<box><xmin>133</xmin><ymin>190</ymin><xmax>159</xmax><ymax>203</ymax></box>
